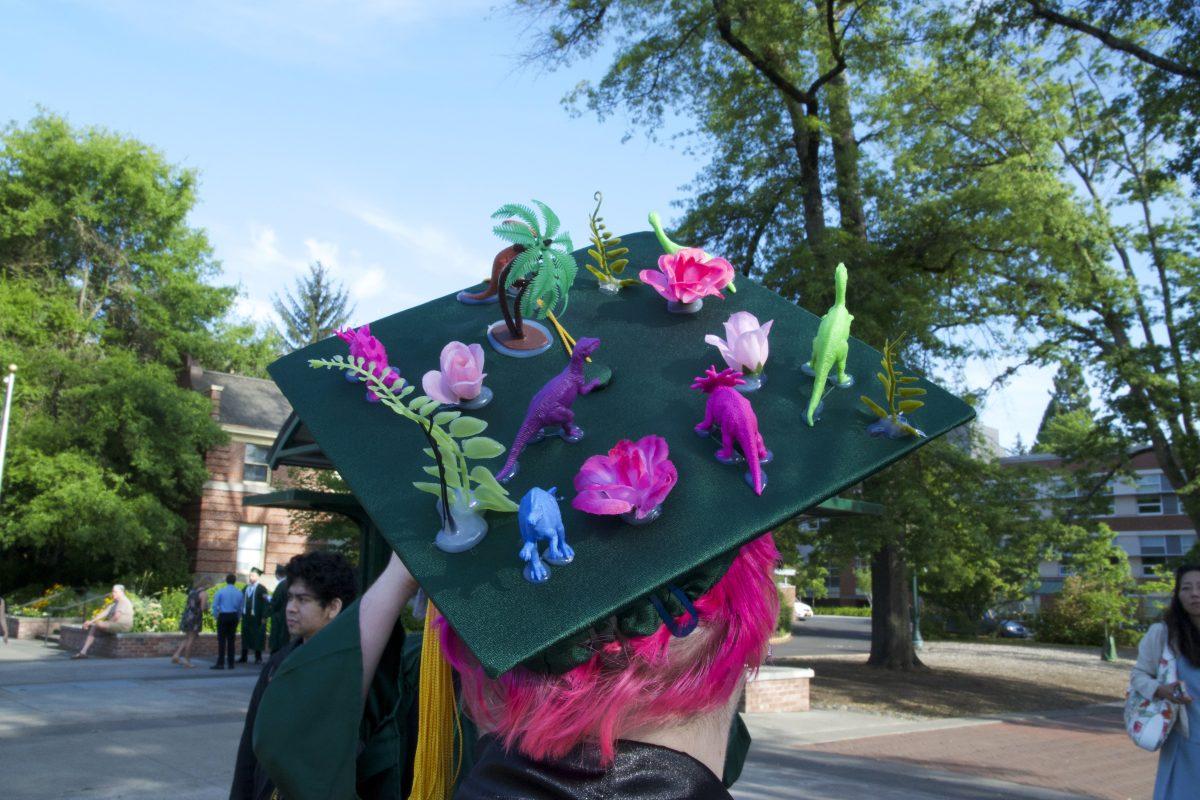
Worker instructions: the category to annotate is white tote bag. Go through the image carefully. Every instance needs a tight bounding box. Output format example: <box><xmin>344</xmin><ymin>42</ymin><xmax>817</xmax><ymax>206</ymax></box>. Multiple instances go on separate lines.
<box><xmin>1125</xmin><ymin>642</ymin><xmax>1180</xmax><ymax>752</ymax></box>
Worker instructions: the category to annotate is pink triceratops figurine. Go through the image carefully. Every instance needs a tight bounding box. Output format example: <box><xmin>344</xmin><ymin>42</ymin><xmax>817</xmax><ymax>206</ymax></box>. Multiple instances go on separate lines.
<box><xmin>691</xmin><ymin>365</ymin><xmax>770</xmax><ymax>495</ymax></box>
<box><xmin>335</xmin><ymin>324</ymin><xmax>402</xmax><ymax>402</ymax></box>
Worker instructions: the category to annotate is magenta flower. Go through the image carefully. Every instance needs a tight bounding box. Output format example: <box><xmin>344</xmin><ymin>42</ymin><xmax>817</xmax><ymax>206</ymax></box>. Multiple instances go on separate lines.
<box><xmin>705</xmin><ymin>311</ymin><xmax>773</xmax><ymax>375</ymax></box>
<box><xmin>422</xmin><ymin>341</ymin><xmax>487</xmax><ymax>404</ymax></box>
<box><xmin>639</xmin><ymin>247</ymin><xmax>735</xmax><ymax>305</ymax></box>
<box><xmin>336</xmin><ymin>324</ymin><xmax>401</xmax><ymax>401</ymax></box>
<box><xmin>572</xmin><ymin>435</ymin><xmax>678</xmax><ymax>520</ymax></box>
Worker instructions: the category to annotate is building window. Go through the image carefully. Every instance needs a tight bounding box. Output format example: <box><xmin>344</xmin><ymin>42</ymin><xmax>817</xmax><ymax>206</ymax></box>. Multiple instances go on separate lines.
<box><xmin>1137</xmin><ymin>495</ymin><xmax>1163</xmax><ymax>515</ymax></box>
<box><xmin>237</xmin><ymin>524</ymin><xmax>267</xmax><ymax>575</ymax></box>
<box><xmin>243</xmin><ymin>443</ymin><xmax>271</xmax><ymax>483</ymax></box>
<box><xmin>1136</xmin><ymin>473</ymin><xmax>1162</xmax><ymax>493</ymax></box>
<box><xmin>1142</xmin><ymin>556</ymin><xmax>1167</xmax><ymax>577</ymax></box>
<box><xmin>825</xmin><ymin>566</ymin><xmax>841</xmax><ymax>595</ymax></box>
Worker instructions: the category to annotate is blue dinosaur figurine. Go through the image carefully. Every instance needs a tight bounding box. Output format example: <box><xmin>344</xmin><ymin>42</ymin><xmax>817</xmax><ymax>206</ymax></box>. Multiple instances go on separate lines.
<box><xmin>518</xmin><ymin>487</ymin><xmax>574</xmax><ymax>584</ymax></box>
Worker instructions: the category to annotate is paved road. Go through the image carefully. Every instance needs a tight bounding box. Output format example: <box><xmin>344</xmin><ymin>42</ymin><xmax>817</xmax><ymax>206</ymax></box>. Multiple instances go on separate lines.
<box><xmin>0</xmin><ymin>635</ymin><xmax>1153</xmax><ymax>800</ymax></box>
<box><xmin>771</xmin><ymin>614</ymin><xmax>871</xmax><ymax>658</ymax></box>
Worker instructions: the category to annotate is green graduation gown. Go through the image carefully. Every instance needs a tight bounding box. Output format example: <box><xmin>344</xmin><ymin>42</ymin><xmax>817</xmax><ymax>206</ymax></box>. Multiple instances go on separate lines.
<box><xmin>267</xmin><ymin>578</ymin><xmax>290</xmax><ymax>653</ymax></box>
<box><xmin>252</xmin><ymin>601</ymin><xmax>478</xmax><ymax>800</ymax></box>
<box><xmin>241</xmin><ymin>582</ymin><xmax>270</xmax><ymax>653</ymax></box>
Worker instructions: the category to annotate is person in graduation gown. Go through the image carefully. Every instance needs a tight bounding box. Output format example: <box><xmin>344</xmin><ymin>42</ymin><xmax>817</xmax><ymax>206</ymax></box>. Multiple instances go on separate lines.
<box><xmin>253</xmin><ymin>537</ymin><xmax>769</xmax><ymax>800</ymax></box>
<box><xmin>240</xmin><ymin>567</ymin><xmax>271</xmax><ymax>664</ymax></box>
<box><xmin>230</xmin><ymin>551</ymin><xmax>358</xmax><ymax>800</ymax></box>
<box><xmin>267</xmin><ymin>563</ymin><xmax>290</xmax><ymax>654</ymax></box>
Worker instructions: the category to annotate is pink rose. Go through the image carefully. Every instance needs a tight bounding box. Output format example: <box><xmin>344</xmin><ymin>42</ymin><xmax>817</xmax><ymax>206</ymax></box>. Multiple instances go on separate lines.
<box><xmin>422</xmin><ymin>341</ymin><xmax>486</xmax><ymax>404</ymax></box>
<box><xmin>639</xmin><ymin>247</ymin><xmax>735</xmax><ymax>304</ymax></box>
<box><xmin>572</xmin><ymin>435</ymin><xmax>678</xmax><ymax>520</ymax></box>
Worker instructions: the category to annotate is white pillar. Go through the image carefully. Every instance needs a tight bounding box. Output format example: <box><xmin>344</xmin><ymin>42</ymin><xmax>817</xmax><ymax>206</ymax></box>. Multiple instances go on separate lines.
<box><xmin>0</xmin><ymin>364</ymin><xmax>17</xmax><ymax>503</ymax></box>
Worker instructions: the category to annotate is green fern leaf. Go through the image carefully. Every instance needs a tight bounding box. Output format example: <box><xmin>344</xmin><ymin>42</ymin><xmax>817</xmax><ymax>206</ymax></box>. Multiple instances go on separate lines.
<box><xmin>493</xmin><ymin>221</ymin><xmax>537</xmax><ymax>247</ymax></box>
<box><xmin>606</xmin><ymin>245</ymin><xmax>629</xmax><ymax>258</ymax></box>
<box><xmin>491</xmin><ymin>203</ymin><xmax>539</xmax><ymax>233</ymax></box>
<box><xmin>609</xmin><ymin>258</ymin><xmax>629</xmax><ymax>275</ymax></box>
<box><xmin>860</xmin><ymin>396</ymin><xmax>888</xmax><ymax>419</ymax></box>
<box><xmin>533</xmin><ymin>199</ymin><xmax>560</xmax><ymax>239</ymax></box>
<box><xmin>505</xmin><ymin>248</ymin><xmax>540</xmax><ymax>287</ymax></box>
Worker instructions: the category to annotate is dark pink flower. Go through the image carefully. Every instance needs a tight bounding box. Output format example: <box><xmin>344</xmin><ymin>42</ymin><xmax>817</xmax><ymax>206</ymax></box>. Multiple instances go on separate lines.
<box><xmin>572</xmin><ymin>435</ymin><xmax>678</xmax><ymax>520</ymax></box>
<box><xmin>639</xmin><ymin>247</ymin><xmax>735</xmax><ymax>304</ymax></box>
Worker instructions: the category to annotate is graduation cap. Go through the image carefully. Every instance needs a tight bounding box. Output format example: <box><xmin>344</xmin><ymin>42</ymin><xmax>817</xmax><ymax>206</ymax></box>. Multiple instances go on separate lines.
<box><xmin>265</xmin><ymin>227</ymin><xmax>972</xmax><ymax>796</ymax></box>
<box><xmin>269</xmin><ymin>228</ymin><xmax>973</xmax><ymax>678</ymax></box>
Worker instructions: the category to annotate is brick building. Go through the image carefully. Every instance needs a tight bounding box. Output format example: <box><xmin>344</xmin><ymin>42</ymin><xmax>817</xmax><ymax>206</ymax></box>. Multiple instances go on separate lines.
<box><xmin>181</xmin><ymin>365</ymin><xmax>309</xmax><ymax>581</ymax></box>
<box><xmin>1000</xmin><ymin>446</ymin><xmax>1198</xmax><ymax>603</ymax></box>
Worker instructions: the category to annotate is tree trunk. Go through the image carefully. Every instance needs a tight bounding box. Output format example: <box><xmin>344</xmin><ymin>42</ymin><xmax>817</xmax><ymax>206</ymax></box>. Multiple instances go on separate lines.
<box><xmin>496</xmin><ymin>263</ymin><xmax>523</xmax><ymax>339</ymax></box>
<box><xmin>868</xmin><ymin>541</ymin><xmax>924</xmax><ymax>670</ymax></box>
<box><xmin>824</xmin><ymin>70</ymin><xmax>867</xmax><ymax>241</ymax></box>
<box><xmin>783</xmin><ymin>97</ymin><xmax>828</xmax><ymax>261</ymax></box>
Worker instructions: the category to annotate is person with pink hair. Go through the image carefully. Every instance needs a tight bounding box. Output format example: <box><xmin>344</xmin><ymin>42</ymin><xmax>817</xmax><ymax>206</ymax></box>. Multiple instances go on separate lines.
<box><xmin>347</xmin><ymin>533</ymin><xmax>779</xmax><ymax>797</ymax></box>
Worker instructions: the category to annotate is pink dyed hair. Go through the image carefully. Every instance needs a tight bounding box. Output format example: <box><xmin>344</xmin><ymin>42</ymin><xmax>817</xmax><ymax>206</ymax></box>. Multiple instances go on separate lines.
<box><xmin>435</xmin><ymin>532</ymin><xmax>780</xmax><ymax>764</ymax></box>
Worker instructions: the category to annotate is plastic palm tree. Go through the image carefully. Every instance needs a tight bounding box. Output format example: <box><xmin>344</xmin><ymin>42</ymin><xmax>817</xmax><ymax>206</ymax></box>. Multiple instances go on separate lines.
<box><xmin>490</xmin><ymin>200</ymin><xmax>577</xmax><ymax>345</ymax></box>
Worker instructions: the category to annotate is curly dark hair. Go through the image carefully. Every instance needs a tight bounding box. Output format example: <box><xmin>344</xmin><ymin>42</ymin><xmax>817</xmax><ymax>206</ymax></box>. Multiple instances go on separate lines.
<box><xmin>1164</xmin><ymin>564</ymin><xmax>1200</xmax><ymax>666</ymax></box>
<box><xmin>285</xmin><ymin>551</ymin><xmax>357</xmax><ymax>611</ymax></box>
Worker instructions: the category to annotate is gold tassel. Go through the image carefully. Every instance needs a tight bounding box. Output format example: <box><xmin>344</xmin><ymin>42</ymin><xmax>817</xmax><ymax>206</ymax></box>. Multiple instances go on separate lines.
<box><xmin>407</xmin><ymin>605</ymin><xmax>461</xmax><ymax>800</ymax></box>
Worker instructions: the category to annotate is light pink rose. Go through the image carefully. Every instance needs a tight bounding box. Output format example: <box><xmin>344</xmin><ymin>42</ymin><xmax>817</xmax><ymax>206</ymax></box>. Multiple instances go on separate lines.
<box><xmin>639</xmin><ymin>247</ymin><xmax>735</xmax><ymax>304</ymax></box>
<box><xmin>572</xmin><ymin>435</ymin><xmax>678</xmax><ymax>520</ymax></box>
<box><xmin>421</xmin><ymin>341</ymin><xmax>486</xmax><ymax>404</ymax></box>
<box><xmin>704</xmin><ymin>311</ymin><xmax>773</xmax><ymax>375</ymax></box>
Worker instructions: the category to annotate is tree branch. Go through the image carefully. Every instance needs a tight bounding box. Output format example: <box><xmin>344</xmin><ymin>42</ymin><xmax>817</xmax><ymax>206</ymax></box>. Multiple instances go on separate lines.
<box><xmin>1025</xmin><ymin>0</ymin><xmax>1200</xmax><ymax>80</ymax></box>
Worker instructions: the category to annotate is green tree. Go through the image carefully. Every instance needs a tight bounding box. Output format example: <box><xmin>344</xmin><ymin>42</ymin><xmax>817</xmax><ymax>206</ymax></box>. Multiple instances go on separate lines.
<box><xmin>0</xmin><ymin>113</ymin><xmax>272</xmax><ymax>589</ymax></box>
<box><xmin>1033</xmin><ymin>361</ymin><xmax>1093</xmax><ymax>452</ymax></box>
<box><xmin>272</xmin><ymin>261</ymin><xmax>354</xmax><ymax>352</ymax></box>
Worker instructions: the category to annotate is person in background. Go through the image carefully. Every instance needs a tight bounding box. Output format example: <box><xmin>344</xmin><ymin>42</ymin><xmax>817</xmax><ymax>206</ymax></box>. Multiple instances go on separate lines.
<box><xmin>1131</xmin><ymin>563</ymin><xmax>1200</xmax><ymax>799</ymax></box>
<box><xmin>211</xmin><ymin>574</ymin><xmax>245</xmax><ymax>670</ymax></box>
<box><xmin>267</xmin><ymin>563</ymin><xmax>289</xmax><ymax>654</ymax></box>
<box><xmin>239</xmin><ymin>567</ymin><xmax>270</xmax><ymax>665</ymax></box>
<box><xmin>230</xmin><ymin>551</ymin><xmax>357</xmax><ymax>800</ymax></box>
<box><xmin>1</xmin><ymin>596</ymin><xmax>8</xmax><ymax>644</ymax></box>
<box><xmin>72</xmin><ymin>584</ymin><xmax>134</xmax><ymax>659</ymax></box>
<box><xmin>172</xmin><ymin>576</ymin><xmax>211</xmax><ymax>668</ymax></box>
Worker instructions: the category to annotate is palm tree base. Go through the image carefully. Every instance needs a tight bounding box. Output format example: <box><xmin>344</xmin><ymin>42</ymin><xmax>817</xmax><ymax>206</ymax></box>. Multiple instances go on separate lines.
<box><xmin>487</xmin><ymin>320</ymin><xmax>553</xmax><ymax>358</ymax></box>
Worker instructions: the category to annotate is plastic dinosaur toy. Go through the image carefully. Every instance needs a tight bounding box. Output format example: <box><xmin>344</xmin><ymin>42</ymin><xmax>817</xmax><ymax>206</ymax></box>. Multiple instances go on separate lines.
<box><xmin>456</xmin><ymin>240</ymin><xmax>523</xmax><ymax>305</ymax></box>
<box><xmin>691</xmin><ymin>366</ymin><xmax>771</xmax><ymax>495</ymax></box>
<box><xmin>496</xmin><ymin>337</ymin><xmax>604</xmax><ymax>483</ymax></box>
<box><xmin>803</xmin><ymin>263</ymin><xmax>855</xmax><ymax>426</ymax></box>
<box><xmin>335</xmin><ymin>324</ymin><xmax>401</xmax><ymax>402</ymax></box>
<box><xmin>518</xmin><ymin>486</ymin><xmax>574</xmax><ymax>584</ymax></box>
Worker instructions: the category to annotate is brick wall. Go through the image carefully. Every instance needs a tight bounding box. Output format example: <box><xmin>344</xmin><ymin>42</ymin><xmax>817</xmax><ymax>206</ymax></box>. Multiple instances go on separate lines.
<box><xmin>190</xmin><ymin>441</ymin><xmax>310</xmax><ymax>580</ymax></box>
<box><xmin>59</xmin><ymin>625</ymin><xmax>243</xmax><ymax>659</ymax></box>
<box><xmin>739</xmin><ymin>666</ymin><xmax>814</xmax><ymax>713</ymax></box>
<box><xmin>4</xmin><ymin>616</ymin><xmax>80</xmax><ymax>640</ymax></box>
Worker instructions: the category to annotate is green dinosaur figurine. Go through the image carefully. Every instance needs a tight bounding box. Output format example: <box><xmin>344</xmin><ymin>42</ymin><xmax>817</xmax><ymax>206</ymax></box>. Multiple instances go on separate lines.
<box><xmin>648</xmin><ymin>211</ymin><xmax>736</xmax><ymax>292</ymax></box>
<box><xmin>804</xmin><ymin>263</ymin><xmax>854</xmax><ymax>426</ymax></box>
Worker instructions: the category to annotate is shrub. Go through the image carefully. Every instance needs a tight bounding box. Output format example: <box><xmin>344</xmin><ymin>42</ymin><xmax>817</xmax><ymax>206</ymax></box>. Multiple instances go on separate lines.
<box><xmin>776</xmin><ymin>588</ymin><xmax>795</xmax><ymax>635</ymax></box>
<box><xmin>813</xmin><ymin>605</ymin><xmax>871</xmax><ymax>617</ymax></box>
<box><xmin>1035</xmin><ymin>575</ymin><xmax>1136</xmax><ymax>647</ymax></box>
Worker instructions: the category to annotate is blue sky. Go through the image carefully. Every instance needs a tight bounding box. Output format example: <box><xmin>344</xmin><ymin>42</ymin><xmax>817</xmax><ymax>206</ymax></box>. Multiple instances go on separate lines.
<box><xmin>0</xmin><ymin>0</ymin><xmax>1048</xmax><ymax>449</ymax></box>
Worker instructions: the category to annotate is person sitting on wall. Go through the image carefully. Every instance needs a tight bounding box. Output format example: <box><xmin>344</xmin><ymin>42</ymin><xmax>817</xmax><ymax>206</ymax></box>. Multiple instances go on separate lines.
<box><xmin>72</xmin><ymin>584</ymin><xmax>134</xmax><ymax>659</ymax></box>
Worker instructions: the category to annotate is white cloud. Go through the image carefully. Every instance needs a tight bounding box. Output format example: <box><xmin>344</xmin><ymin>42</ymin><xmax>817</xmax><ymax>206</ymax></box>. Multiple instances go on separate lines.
<box><xmin>351</xmin><ymin>267</ymin><xmax>385</xmax><ymax>300</ymax></box>
<box><xmin>303</xmin><ymin>238</ymin><xmax>342</xmax><ymax>271</ymax></box>
<box><xmin>236</xmin><ymin>224</ymin><xmax>309</xmax><ymax>274</ymax></box>
<box><xmin>349</xmin><ymin>205</ymin><xmax>490</xmax><ymax>287</ymax></box>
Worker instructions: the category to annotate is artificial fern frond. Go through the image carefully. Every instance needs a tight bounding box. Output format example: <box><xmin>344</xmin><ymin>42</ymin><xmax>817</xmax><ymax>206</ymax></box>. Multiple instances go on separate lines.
<box><xmin>505</xmin><ymin>247</ymin><xmax>540</xmax><ymax>285</ymax></box>
<box><xmin>492</xmin><ymin>220</ymin><xmax>537</xmax><ymax>247</ymax></box>
<box><xmin>491</xmin><ymin>203</ymin><xmax>539</xmax><ymax>233</ymax></box>
<box><xmin>533</xmin><ymin>199</ymin><xmax>560</xmax><ymax>239</ymax></box>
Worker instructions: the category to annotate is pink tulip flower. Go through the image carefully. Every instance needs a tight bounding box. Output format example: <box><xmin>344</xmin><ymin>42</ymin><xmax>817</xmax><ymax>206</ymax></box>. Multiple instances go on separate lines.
<box><xmin>704</xmin><ymin>311</ymin><xmax>773</xmax><ymax>375</ymax></box>
<box><xmin>422</xmin><ymin>341</ymin><xmax>487</xmax><ymax>404</ymax></box>
<box><xmin>639</xmin><ymin>247</ymin><xmax>735</xmax><ymax>305</ymax></box>
<box><xmin>572</xmin><ymin>435</ymin><xmax>678</xmax><ymax>520</ymax></box>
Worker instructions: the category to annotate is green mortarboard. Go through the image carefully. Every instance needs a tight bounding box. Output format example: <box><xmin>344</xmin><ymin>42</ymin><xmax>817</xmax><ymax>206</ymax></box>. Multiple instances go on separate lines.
<box><xmin>267</xmin><ymin>230</ymin><xmax>973</xmax><ymax>678</ymax></box>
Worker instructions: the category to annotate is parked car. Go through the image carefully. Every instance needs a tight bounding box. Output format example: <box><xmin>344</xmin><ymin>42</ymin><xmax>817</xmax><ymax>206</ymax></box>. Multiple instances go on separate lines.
<box><xmin>998</xmin><ymin>619</ymin><xmax>1032</xmax><ymax>639</ymax></box>
<box><xmin>793</xmin><ymin>601</ymin><xmax>814</xmax><ymax>621</ymax></box>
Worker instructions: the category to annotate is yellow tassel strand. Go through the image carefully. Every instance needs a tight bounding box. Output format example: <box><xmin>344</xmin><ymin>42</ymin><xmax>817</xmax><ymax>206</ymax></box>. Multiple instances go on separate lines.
<box><xmin>535</xmin><ymin>298</ymin><xmax>589</xmax><ymax>362</ymax></box>
<box><xmin>407</xmin><ymin>606</ymin><xmax>461</xmax><ymax>800</ymax></box>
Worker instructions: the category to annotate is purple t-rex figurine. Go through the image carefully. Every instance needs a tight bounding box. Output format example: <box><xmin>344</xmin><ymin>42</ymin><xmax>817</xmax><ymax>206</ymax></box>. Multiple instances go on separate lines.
<box><xmin>496</xmin><ymin>337</ymin><xmax>604</xmax><ymax>483</ymax></box>
<box><xmin>691</xmin><ymin>365</ymin><xmax>769</xmax><ymax>495</ymax></box>
<box><xmin>335</xmin><ymin>324</ymin><xmax>401</xmax><ymax>403</ymax></box>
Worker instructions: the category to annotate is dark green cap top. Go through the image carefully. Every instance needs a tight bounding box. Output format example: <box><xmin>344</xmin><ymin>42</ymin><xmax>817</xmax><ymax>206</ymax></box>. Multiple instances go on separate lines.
<box><xmin>267</xmin><ymin>231</ymin><xmax>973</xmax><ymax>678</ymax></box>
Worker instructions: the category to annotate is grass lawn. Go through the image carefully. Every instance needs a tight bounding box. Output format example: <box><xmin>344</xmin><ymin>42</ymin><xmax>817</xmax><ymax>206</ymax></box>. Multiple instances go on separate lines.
<box><xmin>770</xmin><ymin>639</ymin><xmax>1133</xmax><ymax>718</ymax></box>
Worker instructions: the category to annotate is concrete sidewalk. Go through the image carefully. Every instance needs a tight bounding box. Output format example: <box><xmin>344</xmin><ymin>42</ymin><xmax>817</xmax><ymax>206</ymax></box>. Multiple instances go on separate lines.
<box><xmin>0</xmin><ymin>639</ymin><xmax>1155</xmax><ymax>799</ymax></box>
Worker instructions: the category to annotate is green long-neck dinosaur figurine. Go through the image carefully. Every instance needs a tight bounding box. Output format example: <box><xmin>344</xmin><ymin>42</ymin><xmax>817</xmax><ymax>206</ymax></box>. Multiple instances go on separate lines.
<box><xmin>805</xmin><ymin>263</ymin><xmax>854</xmax><ymax>426</ymax></box>
<box><xmin>648</xmin><ymin>211</ymin><xmax>736</xmax><ymax>292</ymax></box>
